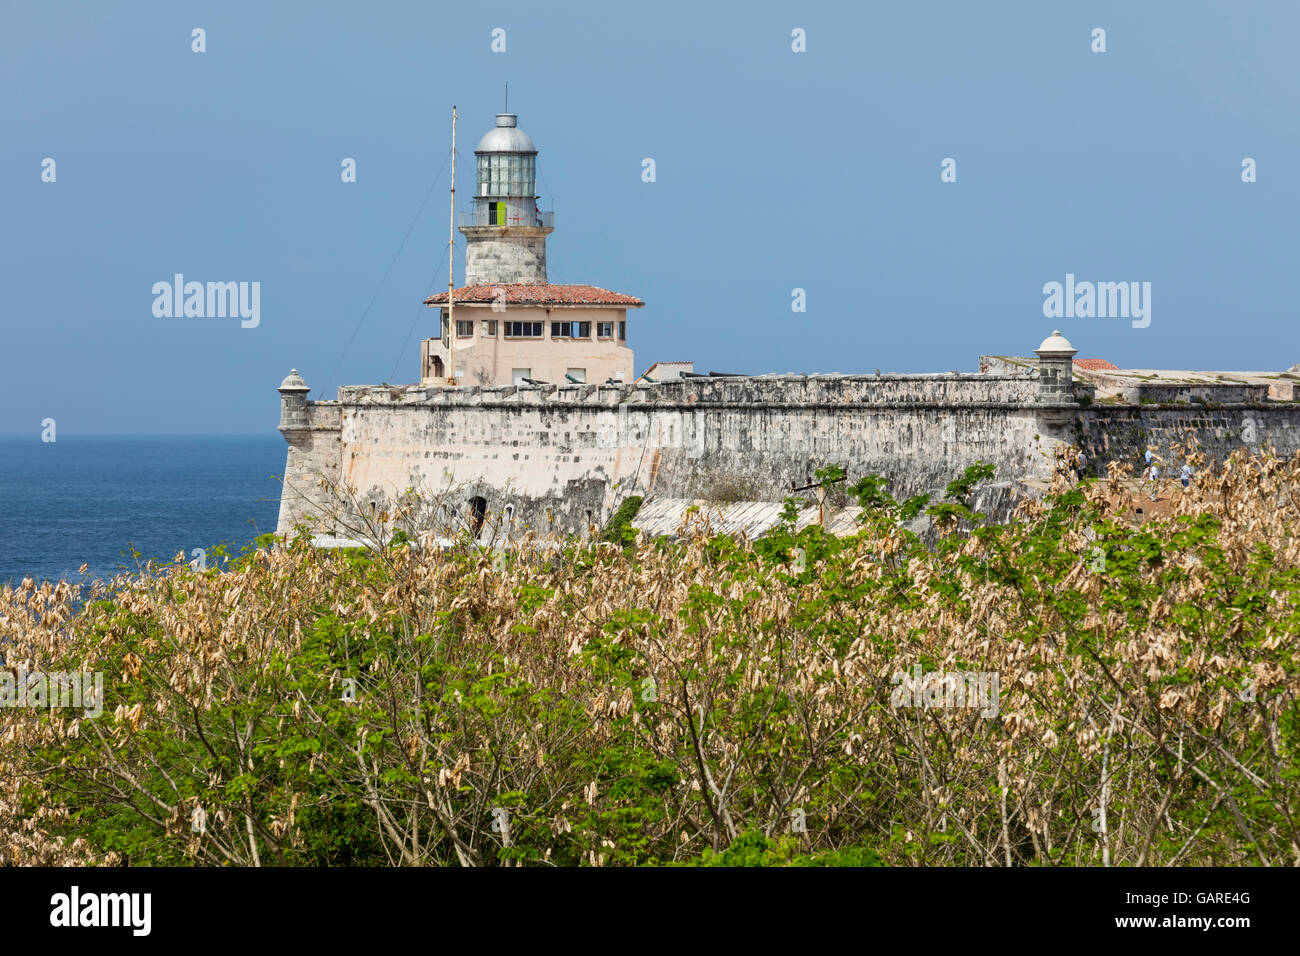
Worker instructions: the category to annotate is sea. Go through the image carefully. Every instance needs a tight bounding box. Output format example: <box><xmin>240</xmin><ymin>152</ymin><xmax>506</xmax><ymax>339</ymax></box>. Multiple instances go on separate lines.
<box><xmin>0</xmin><ymin>435</ymin><xmax>286</xmax><ymax>587</ymax></box>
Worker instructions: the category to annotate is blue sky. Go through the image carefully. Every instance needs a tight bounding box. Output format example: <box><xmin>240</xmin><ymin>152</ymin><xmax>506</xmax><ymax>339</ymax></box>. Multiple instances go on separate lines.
<box><xmin>3</xmin><ymin>0</ymin><xmax>1297</xmax><ymax>434</ymax></box>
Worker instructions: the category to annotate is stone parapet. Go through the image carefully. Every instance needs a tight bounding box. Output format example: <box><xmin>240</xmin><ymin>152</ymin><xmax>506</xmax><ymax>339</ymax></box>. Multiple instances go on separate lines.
<box><xmin>336</xmin><ymin>373</ymin><xmax>1042</xmax><ymax>409</ymax></box>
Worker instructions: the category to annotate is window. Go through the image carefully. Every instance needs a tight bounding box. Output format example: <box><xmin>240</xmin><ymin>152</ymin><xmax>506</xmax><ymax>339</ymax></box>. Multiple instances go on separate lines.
<box><xmin>597</xmin><ymin>321</ymin><xmax>613</xmax><ymax>338</ymax></box>
<box><xmin>482</xmin><ymin>319</ymin><xmax>498</xmax><ymax>336</ymax></box>
<box><xmin>552</xmin><ymin>321</ymin><xmax>591</xmax><ymax>338</ymax></box>
<box><xmin>566</xmin><ymin>368</ymin><xmax>586</xmax><ymax>383</ymax></box>
<box><xmin>456</xmin><ymin>319</ymin><xmax>473</xmax><ymax>337</ymax></box>
<box><xmin>619</xmin><ymin>321</ymin><xmax>627</xmax><ymax>340</ymax></box>
<box><xmin>511</xmin><ymin>368</ymin><xmax>532</xmax><ymax>385</ymax></box>
<box><xmin>506</xmin><ymin>155</ymin><xmax>537</xmax><ymax>196</ymax></box>
<box><xmin>441</xmin><ymin>309</ymin><xmax>449</xmax><ymax>347</ymax></box>
<box><xmin>478</xmin><ymin>154</ymin><xmax>537</xmax><ymax>199</ymax></box>
<box><xmin>505</xmin><ymin>321</ymin><xmax>542</xmax><ymax>337</ymax></box>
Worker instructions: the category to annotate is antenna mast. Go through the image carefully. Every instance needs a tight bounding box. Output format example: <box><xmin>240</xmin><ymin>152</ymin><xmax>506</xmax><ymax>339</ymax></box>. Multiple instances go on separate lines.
<box><xmin>447</xmin><ymin>105</ymin><xmax>457</xmax><ymax>386</ymax></box>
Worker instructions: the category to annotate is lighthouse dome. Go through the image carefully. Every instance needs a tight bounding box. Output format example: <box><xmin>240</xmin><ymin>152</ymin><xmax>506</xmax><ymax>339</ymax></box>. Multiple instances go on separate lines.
<box><xmin>475</xmin><ymin>113</ymin><xmax>536</xmax><ymax>154</ymax></box>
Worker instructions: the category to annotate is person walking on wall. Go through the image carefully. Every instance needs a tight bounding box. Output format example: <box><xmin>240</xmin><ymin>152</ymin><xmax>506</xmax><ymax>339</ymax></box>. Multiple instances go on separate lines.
<box><xmin>1146</xmin><ymin>462</ymin><xmax>1160</xmax><ymax>501</ymax></box>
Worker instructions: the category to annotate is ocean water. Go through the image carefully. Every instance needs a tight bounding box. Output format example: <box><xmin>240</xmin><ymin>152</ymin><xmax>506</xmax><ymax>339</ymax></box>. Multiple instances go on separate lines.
<box><xmin>0</xmin><ymin>435</ymin><xmax>286</xmax><ymax>587</ymax></box>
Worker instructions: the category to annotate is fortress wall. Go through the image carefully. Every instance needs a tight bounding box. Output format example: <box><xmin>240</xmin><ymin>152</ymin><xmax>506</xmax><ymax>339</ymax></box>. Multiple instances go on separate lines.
<box><xmin>274</xmin><ymin>316</ymin><xmax>1300</xmax><ymax>540</ymax></box>
<box><xmin>276</xmin><ymin>403</ymin><xmax>343</xmax><ymax>534</ymax></box>
<box><xmin>335</xmin><ymin>401</ymin><xmax>636</xmax><ymax>535</ymax></box>
<box><xmin>619</xmin><ymin>374</ymin><xmax>1039</xmax><ymax>406</ymax></box>
<box><xmin>1075</xmin><ymin>405</ymin><xmax>1300</xmax><ymax>470</ymax></box>
<box><xmin>978</xmin><ymin>355</ymin><xmax>1034</xmax><ymax>375</ymax></box>
<box><xmin>337</xmin><ymin>372</ymin><xmax>1039</xmax><ymax>409</ymax></box>
<box><xmin>641</xmin><ymin>403</ymin><xmax>1046</xmax><ymax>527</ymax></box>
<box><xmin>277</xmin><ymin>377</ymin><xmax>1300</xmax><ymax>542</ymax></box>
<box><xmin>1120</xmin><ymin>383</ymin><xmax>1269</xmax><ymax>404</ymax></box>
<box><xmin>278</xmin><ymin>375</ymin><xmax>1053</xmax><ymax>536</ymax></box>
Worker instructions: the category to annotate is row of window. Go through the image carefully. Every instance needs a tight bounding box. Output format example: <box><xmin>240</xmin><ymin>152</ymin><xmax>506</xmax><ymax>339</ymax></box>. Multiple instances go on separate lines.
<box><xmin>505</xmin><ymin>320</ymin><xmax>542</xmax><ymax>338</ymax></box>
<box><xmin>477</xmin><ymin>154</ymin><xmax>536</xmax><ymax>197</ymax></box>
<box><xmin>451</xmin><ymin>318</ymin><xmax>626</xmax><ymax>340</ymax></box>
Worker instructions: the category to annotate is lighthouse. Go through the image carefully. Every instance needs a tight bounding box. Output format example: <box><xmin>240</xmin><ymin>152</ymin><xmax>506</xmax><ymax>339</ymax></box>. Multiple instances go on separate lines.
<box><xmin>460</xmin><ymin>112</ymin><xmax>553</xmax><ymax>285</ymax></box>
<box><xmin>422</xmin><ymin>107</ymin><xmax>644</xmax><ymax>387</ymax></box>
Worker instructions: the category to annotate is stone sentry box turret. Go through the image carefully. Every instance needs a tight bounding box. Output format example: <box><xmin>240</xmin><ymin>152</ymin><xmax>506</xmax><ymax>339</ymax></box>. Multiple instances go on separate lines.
<box><xmin>277</xmin><ymin>369</ymin><xmax>311</xmax><ymax>432</ymax></box>
<box><xmin>275</xmin><ymin>368</ymin><xmax>343</xmax><ymax>536</ymax></box>
<box><xmin>1034</xmin><ymin>330</ymin><xmax>1078</xmax><ymax>404</ymax></box>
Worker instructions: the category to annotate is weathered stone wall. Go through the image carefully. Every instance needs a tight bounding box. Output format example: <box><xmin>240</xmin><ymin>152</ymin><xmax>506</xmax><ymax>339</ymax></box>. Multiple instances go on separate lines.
<box><xmin>979</xmin><ymin>355</ymin><xmax>1034</xmax><ymax>375</ymax></box>
<box><xmin>461</xmin><ymin>226</ymin><xmax>549</xmax><ymax>285</ymax></box>
<box><xmin>275</xmin><ymin>375</ymin><xmax>1300</xmax><ymax>539</ymax></box>
<box><xmin>1119</xmin><ymin>383</ymin><xmax>1268</xmax><ymax>404</ymax></box>
<box><xmin>276</xmin><ymin>403</ymin><xmax>343</xmax><ymax>533</ymax></box>
<box><xmin>1073</xmin><ymin>404</ymin><xmax>1300</xmax><ymax>471</ymax></box>
<box><xmin>278</xmin><ymin>375</ymin><xmax>1045</xmax><ymax>536</ymax></box>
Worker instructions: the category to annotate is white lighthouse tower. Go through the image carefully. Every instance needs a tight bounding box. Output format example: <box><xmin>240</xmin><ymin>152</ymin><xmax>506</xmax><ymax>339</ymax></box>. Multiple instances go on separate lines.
<box><xmin>421</xmin><ymin>106</ymin><xmax>643</xmax><ymax>387</ymax></box>
<box><xmin>460</xmin><ymin>112</ymin><xmax>554</xmax><ymax>286</ymax></box>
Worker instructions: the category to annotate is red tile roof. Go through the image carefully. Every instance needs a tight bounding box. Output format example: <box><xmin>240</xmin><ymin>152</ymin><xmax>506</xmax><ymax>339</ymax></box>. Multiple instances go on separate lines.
<box><xmin>1074</xmin><ymin>358</ymin><xmax>1120</xmax><ymax>370</ymax></box>
<box><xmin>426</xmin><ymin>284</ymin><xmax>644</xmax><ymax>307</ymax></box>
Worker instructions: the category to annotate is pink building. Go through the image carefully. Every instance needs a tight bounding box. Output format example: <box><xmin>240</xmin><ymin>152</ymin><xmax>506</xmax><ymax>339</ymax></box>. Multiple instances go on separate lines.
<box><xmin>422</xmin><ymin>110</ymin><xmax>643</xmax><ymax>386</ymax></box>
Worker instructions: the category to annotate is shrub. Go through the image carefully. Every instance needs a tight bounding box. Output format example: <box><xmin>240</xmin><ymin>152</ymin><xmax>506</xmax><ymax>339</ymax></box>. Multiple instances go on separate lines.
<box><xmin>598</xmin><ymin>495</ymin><xmax>644</xmax><ymax>546</ymax></box>
<box><xmin>3</xmin><ymin>449</ymin><xmax>1298</xmax><ymax>866</ymax></box>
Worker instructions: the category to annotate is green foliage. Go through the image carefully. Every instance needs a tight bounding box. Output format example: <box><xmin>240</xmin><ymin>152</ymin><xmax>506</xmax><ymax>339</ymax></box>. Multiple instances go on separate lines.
<box><xmin>6</xmin><ymin>454</ymin><xmax>1300</xmax><ymax>868</ymax></box>
<box><xmin>598</xmin><ymin>495</ymin><xmax>644</xmax><ymax>546</ymax></box>
<box><xmin>677</xmin><ymin>831</ymin><xmax>884</xmax><ymax>867</ymax></box>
